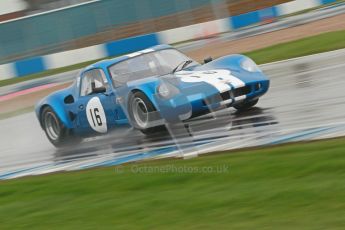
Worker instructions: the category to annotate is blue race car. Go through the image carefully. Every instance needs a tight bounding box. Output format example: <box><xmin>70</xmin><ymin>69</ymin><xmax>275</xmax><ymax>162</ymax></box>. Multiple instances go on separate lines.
<box><xmin>35</xmin><ymin>45</ymin><xmax>269</xmax><ymax>146</ymax></box>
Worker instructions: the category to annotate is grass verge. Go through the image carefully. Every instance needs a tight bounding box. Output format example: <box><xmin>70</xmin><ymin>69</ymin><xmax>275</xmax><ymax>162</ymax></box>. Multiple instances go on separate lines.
<box><xmin>0</xmin><ymin>137</ymin><xmax>345</xmax><ymax>229</ymax></box>
<box><xmin>245</xmin><ymin>30</ymin><xmax>345</xmax><ymax>64</ymax></box>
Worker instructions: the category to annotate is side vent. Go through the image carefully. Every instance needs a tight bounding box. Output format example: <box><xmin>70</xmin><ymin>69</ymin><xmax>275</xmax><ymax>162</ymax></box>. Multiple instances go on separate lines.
<box><xmin>64</xmin><ymin>95</ymin><xmax>74</xmax><ymax>104</ymax></box>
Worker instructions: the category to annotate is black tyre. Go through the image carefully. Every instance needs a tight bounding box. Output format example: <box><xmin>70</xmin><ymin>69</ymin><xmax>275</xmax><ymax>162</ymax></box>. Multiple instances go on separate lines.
<box><xmin>41</xmin><ymin>107</ymin><xmax>80</xmax><ymax>147</ymax></box>
<box><xmin>234</xmin><ymin>99</ymin><xmax>259</xmax><ymax>111</ymax></box>
<box><xmin>128</xmin><ymin>91</ymin><xmax>165</xmax><ymax>135</ymax></box>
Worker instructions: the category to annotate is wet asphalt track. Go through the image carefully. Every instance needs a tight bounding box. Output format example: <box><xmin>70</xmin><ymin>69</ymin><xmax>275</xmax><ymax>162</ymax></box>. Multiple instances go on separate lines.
<box><xmin>0</xmin><ymin>50</ymin><xmax>345</xmax><ymax>179</ymax></box>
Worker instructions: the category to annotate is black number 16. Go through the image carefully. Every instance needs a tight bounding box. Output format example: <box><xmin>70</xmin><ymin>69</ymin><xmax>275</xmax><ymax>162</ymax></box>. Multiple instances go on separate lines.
<box><xmin>89</xmin><ymin>108</ymin><xmax>102</xmax><ymax>126</ymax></box>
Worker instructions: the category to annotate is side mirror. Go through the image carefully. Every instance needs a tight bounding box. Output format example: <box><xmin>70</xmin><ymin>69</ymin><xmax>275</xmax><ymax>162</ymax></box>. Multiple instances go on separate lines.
<box><xmin>204</xmin><ymin>57</ymin><xmax>213</xmax><ymax>64</ymax></box>
<box><xmin>91</xmin><ymin>82</ymin><xmax>107</xmax><ymax>94</ymax></box>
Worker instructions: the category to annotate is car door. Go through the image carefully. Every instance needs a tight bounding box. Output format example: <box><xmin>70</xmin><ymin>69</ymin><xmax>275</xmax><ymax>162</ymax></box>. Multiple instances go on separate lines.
<box><xmin>76</xmin><ymin>68</ymin><xmax>117</xmax><ymax>135</ymax></box>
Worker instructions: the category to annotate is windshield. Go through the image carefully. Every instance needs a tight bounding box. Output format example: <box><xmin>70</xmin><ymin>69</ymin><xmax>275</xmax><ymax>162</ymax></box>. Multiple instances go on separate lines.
<box><xmin>109</xmin><ymin>49</ymin><xmax>199</xmax><ymax>87</ymax></box>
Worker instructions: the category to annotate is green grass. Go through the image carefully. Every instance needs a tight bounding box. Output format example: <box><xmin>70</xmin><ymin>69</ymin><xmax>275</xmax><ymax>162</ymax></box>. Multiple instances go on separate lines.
<box><xmin>245</xmin><ymin>30</ymin><xmax>345</xmax><ymax>64</ymax></box>
<box><xmin>1</xmin><ymin>138</ymin><xmax>345</xmax><ymax>229</ymax></box>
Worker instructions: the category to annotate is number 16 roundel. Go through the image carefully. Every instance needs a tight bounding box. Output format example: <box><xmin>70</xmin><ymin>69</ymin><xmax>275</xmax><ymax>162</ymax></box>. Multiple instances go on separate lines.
<box><xmin>86</xmin><ymin>97</ymin><xmax>107</xmax><ymax>133</ymax></box>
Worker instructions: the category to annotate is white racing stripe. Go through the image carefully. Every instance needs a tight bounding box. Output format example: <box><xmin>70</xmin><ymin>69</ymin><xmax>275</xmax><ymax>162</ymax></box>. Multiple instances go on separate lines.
<box><xmin>176</xmin><ymin>69</ymin><xmax>245</xmax><ymax>93</ymax></box>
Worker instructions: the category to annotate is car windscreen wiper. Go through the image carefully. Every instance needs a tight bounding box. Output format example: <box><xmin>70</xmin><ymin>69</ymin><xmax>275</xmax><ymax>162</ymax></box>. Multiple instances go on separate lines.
<box><xmin>172</xmin><ymin>60</ymin><xmax>193</xmax><ymax>73</ymax></box>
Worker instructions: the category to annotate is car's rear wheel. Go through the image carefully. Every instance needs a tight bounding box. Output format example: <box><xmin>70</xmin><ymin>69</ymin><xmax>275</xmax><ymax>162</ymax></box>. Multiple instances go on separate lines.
<box><xmin>128</xmin><ymin>91</ymin><xmax>165</xmax><ymax>135</ymax></box>
<box><xmin>234</xmin><ymin>99</ymin><xmax>259</xmax><ymax>111</ymax></box>
<box><xmin>42</xmin><ymin>107</ymin><xmax>80</xmax><ymax>147</ymax></box>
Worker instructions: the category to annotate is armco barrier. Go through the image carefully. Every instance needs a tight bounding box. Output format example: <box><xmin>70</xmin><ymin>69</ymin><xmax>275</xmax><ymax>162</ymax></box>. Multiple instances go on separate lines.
<box><xmin>320</xmin><ymin>0</ymin><xmax>337</xmax><ymax>4</ymax></box>
<box><xmin>157</xmin><ymin>18</ymin><xmax>230</xmax><ymax>45</ymax></box>
<box><xmin>0</xmin><ymin>63</ymin><xmax>14</xmax><ymax>80</ymax></box>
<box><xmin>229</xmin><ymin>0</ymin><xmax>338</xmax><ymax>28</ymax></box>
<box><xmin>14</xmin><ymin>56</ymin><xmax>46</xmax><ymax>77</ymax></box>
<box><xmin>229</xmin><ymin>6</ymin><xmax>278</xmax><ymax>29</ymax></box>
<box><xmin>105</xmin><ymin>33</ymin><xmax>160</xmax><ymax>57</ymax></box>
<box><xmin>45</xmin><ymin>44</ymin><xmax>106</xmax><ymax>70</ymax></box>
<box><xmin>230</xmin><ymin>10</ymin><xmax>261</xmax><ymax>29</ymax></box>
<box><xmin>276</xmin><ymin>0</ymin><xmax>319</xmax><ymax>16</ymax></box>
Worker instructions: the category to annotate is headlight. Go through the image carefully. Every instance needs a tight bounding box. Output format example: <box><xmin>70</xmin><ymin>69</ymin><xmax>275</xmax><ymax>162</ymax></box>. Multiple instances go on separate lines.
<box><xmin>241</xmin><ymin>57</ymin><xmax>261</xmax><ymax>72</ymax></box>
<box><xmin>158</xmin><ymin>83</ymin><xmax>170</xmax><ymax>98</ymax></box>
<box><xmin>157</xmin><ymin>82</ymin><xmax>180</xmax><ymax>99</ymax></box>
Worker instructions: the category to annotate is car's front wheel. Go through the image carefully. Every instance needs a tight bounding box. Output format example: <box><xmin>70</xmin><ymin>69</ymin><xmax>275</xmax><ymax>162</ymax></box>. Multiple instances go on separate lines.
<box><xmin>128</xmin><ymin>91</ymin><xmax>165</xmax><ymax>135</ymax></box>
<box><xmin>234</xmin><ymin>99</ymin><xmax>259</xmax><ymax>111</ymax></box>
<box><xmin>41</xmin><ymin>107</ymin><xmax>80</xmax><ymax>147</ymax></box>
